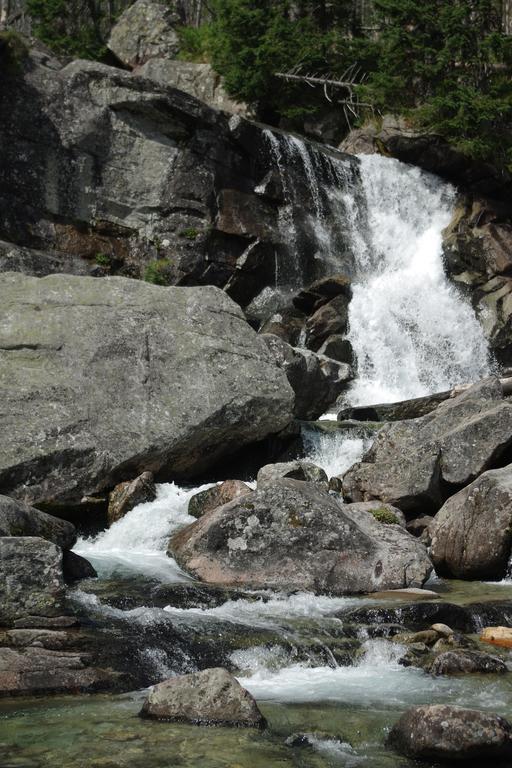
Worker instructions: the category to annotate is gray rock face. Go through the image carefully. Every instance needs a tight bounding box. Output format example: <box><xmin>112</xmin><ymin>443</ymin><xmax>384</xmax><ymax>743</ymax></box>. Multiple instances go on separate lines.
<box><xmin>430</xmin><ymin>465</ymin><xmax>512</xmax><ymax>580</ymax></box>
<box><xmin>170</xmin><ymin>480</ymin><xmax>432</xmax><ymax>595</ymax></box>
<box><xmin>257</xmin><ymin>460</ymin><xmax>328</xmax><ymax>488</ymax></box>
<box><xmin>139</xmin><ymin>667</ymin><xmax>265</xmax><ymax>727</ymax></box>
<box><xmin>0</xmin><ymin>53</ymin><xmax>358</xmax><ymax>310</ymax></box>
<box><xmin>388</xmin><ymin>705</ymin><xmax>512</xmax><ymax>763</ymax></box>
<box><xmin>428</xmin><ymin>650</ymin><xmax>508</xmax><ymax>676</ymax></box>
<box><xmin>108</xmin><ymin>472</ymin><xmax>156</xmax><ymax>526</ymax></box>
<box><xmin>108</xmin><ymin>0</ymin><xmax>181</xmax><ymax>67</ymax></box>
<box><xmin>188</xmin><ymin>480</ymin><xmax>252</xmax><ymax>519</ymax></box>
<box><xmin>137</xmin><ymin>59</ymin><xmax>247</xmax><ymax>116</ymax></box>
<box><xmin>0</xmin><ymin>274</ymin><xmax>294</xmax><ymax>506</ymax></box>
<box><xmin>343</xmin><ymin>378</ymin><xmax>512</xmax><ymax>514</ymax></box>
<box><xmin>262</xmin><ymin>334</ymin><xmax>353</xmax><ymax>420</ymax></box>
<box><xmin>0</xmin><ymin>495</ymin><xmax>76</xmax><ymax>550</ymax></box>
<box><xmin>0</xmin><ymin>240</ymin><xmax>91</xmax><ymax>277</ymax></box>
<box><xmin>0</xmin><ymin>537</ymin><xmax>65</xmax><ymax>625</ymax></box>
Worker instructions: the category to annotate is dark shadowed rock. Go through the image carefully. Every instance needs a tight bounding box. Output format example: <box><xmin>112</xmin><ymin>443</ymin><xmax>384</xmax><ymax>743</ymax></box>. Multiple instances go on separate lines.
<box><xmin>108</xmin><ymin>0</ymin><xmax>180</xmax><ymax>67</ymax></box>
<box><xmin>62</xmin><ymin>551</ymin><xmax>97</xmax><ymax>582</ymax></box>
<box><xmin>0</xmin><ymin>275</ymin><xmax>294</xmax><ymax>506</ymax></box>
<box><xmin>257</xmin><ymin>460</ymin><xmax>328</xmax><ymax>488</ymax></box>
<box><xmin>343</xmin><ymin>378</ymin><xmax>512</xmax><ymax>514</ymax></box>
<box><xmin>0</xmin><ymin>537</ymin><xmax>65</xmax><ymax>625</ymax></box>
<box><xmin>430</xmin><ymin>465</ymin><xmax>512</xmax><ymax>580</ymax></box>
<box><xmin>139</xmin><ymin>667</ymin><xmax>265</xmax><ymax>727</ymax></box>
<box><xmin>428</xmin><ymin>650</ymin><xmax>508</xmax><ymax>676</ymax></box>
<box><xmin>0</xmin><ymin>495</ymin><xmax>76</xmax><ymax>550</ymax></box>
<box><xmin>337</xmin><ymin>389</ymin><xmax>453</xmax><ymax>422</ymax></box>
<box><xmin>262</xmin><ymin>333</ymin><xmax>352</xmax><ymax>420</ymax></box>
<box><xmin>293</xmin><ymin>274</ymin><xmax>352</xmax><ymax>315</ymax></box>
<box><xmin>188</xmin><ymin>481</ymin><xmax>252</xmax><ymax>519</ymax></box>
<box><xmin>0</xmin><ymin>240</ymin><xmax>91</xmax><ymax>277</ymax></box>
<box><xmin>170</xmin><ymin>480</ymin><xmax>432</xmax><ymax>595</ymax></box>
<box><xmin>304</xmin><ymin>295</ymin><xmax>351</xmax><ymax>352</ymax></box>
<box><xmin>387</xmin><ymin>705</ymin><xmax>512</xmax><ymax>763</ymax></box>
<box><xmin>318</xmin><ymin>335</ymin><xmax>355</xmax><ymax>366</ymax></box>
<box><xmin>108</xmin><ymin>472</ymin><xmax>157</xmax><ymax>526</ymax></box>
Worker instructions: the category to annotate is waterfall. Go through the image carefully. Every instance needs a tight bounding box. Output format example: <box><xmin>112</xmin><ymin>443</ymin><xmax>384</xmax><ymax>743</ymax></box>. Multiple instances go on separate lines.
<box><xmin>344</xmin><ymin>154</ymin><xmax>492</xmax><ymax>405</ymax></box>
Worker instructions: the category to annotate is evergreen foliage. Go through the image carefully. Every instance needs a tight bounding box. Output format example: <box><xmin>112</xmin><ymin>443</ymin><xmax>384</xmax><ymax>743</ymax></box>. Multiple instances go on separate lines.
<box><xmin>26</xmin><ymin>0</ymin><xmax>107</xmax><ymax>59</ymax></box>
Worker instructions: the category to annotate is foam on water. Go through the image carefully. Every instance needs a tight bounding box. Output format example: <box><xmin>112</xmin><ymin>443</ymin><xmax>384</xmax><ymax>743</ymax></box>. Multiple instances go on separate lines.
<box><xmin>302</xmin><ymin>427</ymin><xmax>372</xmax><ymax>479</ymax></box>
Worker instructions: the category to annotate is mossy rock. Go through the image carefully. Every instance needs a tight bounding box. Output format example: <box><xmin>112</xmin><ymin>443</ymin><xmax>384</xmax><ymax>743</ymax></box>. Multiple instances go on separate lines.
<box><xmin>369</xmin><ymin>506</ymin><xmax>399</xmax><ymax>525</ymax></box>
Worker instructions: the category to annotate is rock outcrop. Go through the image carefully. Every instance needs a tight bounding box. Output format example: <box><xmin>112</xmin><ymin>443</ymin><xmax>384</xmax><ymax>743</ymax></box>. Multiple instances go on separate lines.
<box><xmin>388</xmin><ymin>705</ymin><xmax>512</xmax><ymax>763</ymax></box>
<box><xmin>262</xmin><ymin>334</ymin><xmax>353</xmax><ymax>419</ymax></box>
<box><xmin>430</xmin><ymin>465</ymin><xmax>512</xmax><ymax>580</ymax></box>
<box><xmin>108</xmin><ymin>0</ymin><xmax>181</xmax><ymax>67</ymax></box>
<box><xmin>170</xmin><ymin>480</ymin><xmax>432</xmax><ymax>594</ymax></box>
<box><xmin>108</xmin><ymin>472</ymin><xmax>157</xmax><ymax>525</ymax></box>
<box><xmin>0</xmin><ymin>495</ymin><xmax>76</xmax><ymax>549</ymax></box>
<box><xmin>139</xmin><ymin>667</ymin><xmax>265</xmax><ymax>727</ymax></box>
<box><xmin>343</xmin><ymin>378</ymin><xmax>512</xmax><ymax>515</ymax></box>
<box><xmin>0</xmin><ymin>274</ymin><xmax>294</xmax><ymax>506</ymax></box>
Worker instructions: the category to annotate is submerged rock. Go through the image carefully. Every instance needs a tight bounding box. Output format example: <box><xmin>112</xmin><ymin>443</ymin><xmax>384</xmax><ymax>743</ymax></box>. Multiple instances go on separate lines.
<box><xmin>262</xmin><ymin>333</ymin><xmax>353</xmax><ymax>420</ymax></box>
<box><xmin>139</xmin><ymin>667</ymin><xmax>265</xmax><ymax>727</ymax></box>
<box><xmin>430</xmin><ymin>464</ymin><xmax>512</xmax><ymax>580</ymax></box>
<box><xmin>62</xmin><ymin>551</ymin><xmax>97</xmax><ymax>582</ymax></box>
<box><xmin>0</xmin><ymin>537</ymin><xmax>65</xmax><ymax>625</ymax></box>
<box><xmin>256</xmin><ymin>460</ymin><xmax>328</xmax><ymax>488</ymax></box>
<box><xmin>188</xmin><ymin>481</ymin><xmax>252</xmax><ymax>519</ymax></box>
<box><xmin>343</xmin><ymin>378</ymin><xmax>512</xmax><ymax>514</ymax></box>
<box><xmin>170</xmin><ymin>480</ymin><xmax>432</xmax><ymax>594</ymax></box>
<box><xmin>108</xmin><ymin>472</ymin><xmax>157</xmax><ymax>526</ymax></box>
<box><xmin>388</xmin><ymin>704</ymin><xmax>512</xmax><ymax>763</ymax></box>
<box><xmin>0</xmin><ymin>274</ymin><xmax>294</xmax><ymax>506</ymax></box>
<box><xmin>0</xmin><ymin>495</ymin><xmax>76</xmax><ymax>550</ymax></box>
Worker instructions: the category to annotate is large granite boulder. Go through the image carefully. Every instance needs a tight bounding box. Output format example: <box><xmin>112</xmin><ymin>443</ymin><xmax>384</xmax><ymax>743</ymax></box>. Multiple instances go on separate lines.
<box><xmin>343</xmin><ymin>378</ymin><xmax>512</xmax><ymax>515</ymax></box>
<box><xmin>0</xmin><ymin>274</ymin><xmax>294</xmax><ymax>506</ymax></box>
<box><xmin>0</xmin><ymin>51</ymin><xmax>358</xmax><ymax>310</ymax></box>
<box><xmin>430</xmin><ymin>465</ymin><xmax>512</xmax><ymax>580</ymax></box>
<box><xmin>0</xmin><ymin>495</ymin><xmax>76</xmax><ymax>549</ymax></box>
<box><xmin>262</xmin><ymin>334</ymin><xmax>353</xmax><ymax>419</ymax></box>
<box><xmin>388</xmin><ymin>705</ymin><xmax>512</xmax><ymax>763</ymax></box>
<box><xmin>170</xmin><ymin>480</ymin><xmax>432</xmax><ymax>595</ymax></box>
<box><xmin>0</xmin><ymin>537</ymin><xmax>65</xmax><ymax>625</ymax></box>
<box><xmin>139</xmin><ymin>667</ymin><xmax>265</xmax><ymax>727</ymax></box>
<box><xmin>108</xmin><ymin>0</ymin><xmax>181</xmax><ymax>67</ymax></box>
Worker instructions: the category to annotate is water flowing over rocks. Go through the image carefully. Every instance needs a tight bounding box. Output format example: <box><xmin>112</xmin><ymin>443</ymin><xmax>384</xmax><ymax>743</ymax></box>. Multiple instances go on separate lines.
<box><xmin>139</xmin><ymin>668</ymin><xmax>266</xmax><ymax>728</ymax></box>
<box><xmin>0</xmin><ymin>274</ymin><xmax>294</xmax><ymax>506</ymax></box>
<box><xmin>0</xmin><ymin>495</ymin><xmax>76</xmax><ymax>549</ymax></box>
<box><xmin>170</xmin><ymin>480</ymin><xmax>432</xmax><ymax>594</ymax></box>
<box><xmin>343</xmin><ymin>378</ymin><xmax>512</xmax><ymax>515</ymax></box>
<box><xmin>387</xmin><ymin>705</ymin><xmax>512</xmax><ymax>763</ymax></box>
<box><xmin>430</xmin><ymin>465</ymin><xmax>512</xmax><ymax>580</ymax></box>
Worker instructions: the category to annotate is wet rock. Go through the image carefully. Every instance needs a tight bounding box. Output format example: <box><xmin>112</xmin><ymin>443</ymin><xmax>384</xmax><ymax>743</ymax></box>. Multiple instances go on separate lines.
<box><xmin>431</xmin><ymin>623</ymin><xmax>454</xmax><ymax>638</ymax></box>
<box><xmin>369</xmin><ymin>588</ymin><xmax>441</xmax><ymax>601</ymax></box>
<box><xmin>337</xmin><ymin>389</ymin><xmax>452</xmax><ymax>422</ymax></box>
<box><xmin>170</xmin><ymin>480</ymin><xmax>432</xmax><ymax>595</ymax></box>
<box><xmin>394</xmin><ymin>629</ymin><xmax>439</xmax><ymax>646</ymax></box>
<box><xmin>137</xmin><ymin>59</ymin><xmax>247</xmax><ymax>116</ymax></box>
<box><xmin>259</xmin><ymin>307</ymin><xmax>306</xmax><ymax>346</ymax></box>
<box><xmin>139</xmin><ymin>667</ymin><xmax>266</xmax><ymax>727</ymax></box>
<box><xmin>0</xmin><ymin>495</ymin><xmax>76</xmax><ymax>550</ymax></box>
<box><xmin>108</xmin><ymin>472</ymin><xmax>156</xmax><ymax>526</ymax></box>
<box><xmin>257</xmin><ymin>460</ymin><xmax>328</xmax><ymax>488</ymax></box>
<box><xmin>343</xmin><ymin>378</ymin><xmax>512</xmax><ymax>514</ymax></box>
<box><xmin>430</xmin><ymin>464</ymin><xmax>512</xmax><ymax>580</ymax></box>
<box><xmin>0</xmin><ymin>537</ymin><xmax>65</xmax><ymax>625</ymax></box>
<box><xmin>108</xmin><ymin>0</ymin><xmax>180</xmax><ymax>67</ymax></box>
<box><xmin>344</xmin><ymin>602</ymin><xmax>474</xmax><ymax>633</ymax></box>
<box><xmin>387</xmin><ymin>704</ymin><xmax>512</xmax><ymax>763</ymax></box>
<box><xmin>428</xmin><ymin>650</ymin><xmax>508</xmax><ymax>676</ymax></box>
<box><xmin>318</xmin><ymin>335</ymin><xmax>356</xmax><ymax>366</ymax></box>
<box><xmin>0</xmin><ymin>275</ymin><xmax>294</xmax><ymax>506</ymax></box>
<box><xmin>304</xmin><ymin>295</ymin><xmax>351</xmax><ymax>352</ymax></box>
<box><xmin>293</xmin><ymin>274</ymin><xmax>352</xmax><ymax>315</ymax></box>
<box><xmin>481</xmin><ymin>626</ymin><xmax>512</xmax><ymax>649</ymax></box>
<box><xmin>62</xmin><ymin>551</ymin><xmax>97</xmax><ymax>582</ymax></box>
<box><xmin>188</xmin><ymin>481</ymin><xmax>252</xmax><ymax>519</ymax></box>
<box><xmin>262</xmin><ymin>333</ymin><xmax>352</xmax><ymax>420</ymax></box>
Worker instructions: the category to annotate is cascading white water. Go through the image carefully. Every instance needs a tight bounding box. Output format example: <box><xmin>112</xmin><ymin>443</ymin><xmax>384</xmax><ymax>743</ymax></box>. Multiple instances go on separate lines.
<box><xmin>344</xmin><ymin>154</ymin><xmax>492</xmax><ymax>406</ymax></box>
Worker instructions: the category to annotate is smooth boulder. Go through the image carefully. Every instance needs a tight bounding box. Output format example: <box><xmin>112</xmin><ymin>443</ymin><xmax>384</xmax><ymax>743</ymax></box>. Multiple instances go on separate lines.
<box><xmin>343</xmin><ymin>378</ymin><xmax>512</xmax><ymax>514</ymax></box>
<box><xmin>188</xmin><ymin>481</ymin><xmax>252</xmax><ymax>519</ymax></box>
<box><xmin>139</xmin><ymin>668</ymin><xmax>265</xmax><ymax>727</ymax></box>
<box><xmin>0</xmin><ymin>495</ymin><xmax>76</xmax><ymax>550</ymax></box>
<box><xmin>256</xmin><ymin>460</ymin><xmax>328</xmax><ymax>488</ymax></box>
<box><xmin>388</xmin><ymin>705</ymin><xmax>512</xmax><ymax>763</ymax></box>
<box><xmin>170</xmin><ymin>480</ymin><xmax>432</xmax><ymax>595</ymax></box>
<box><xmin>0</xmin><ymin>274</ymin><xmax>294</xmax><ymax>505</ymax></box>
<box><xmin>430</xmin><ymin>465</ymin><xmax>512</xmax><ymax>579</ymax></box>
<box><xmin>0</xmin><ymin>537</ymin><xmax>65</xmax><ymax>625</ymax></box>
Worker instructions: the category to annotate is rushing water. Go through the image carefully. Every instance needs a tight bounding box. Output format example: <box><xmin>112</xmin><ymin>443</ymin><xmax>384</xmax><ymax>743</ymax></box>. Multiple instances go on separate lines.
<box><xmin>2</xmin><ymin>140</ymin><xmax>504</xmax><ymax>768</ymax></box>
